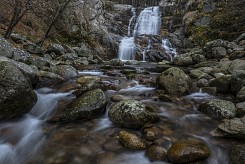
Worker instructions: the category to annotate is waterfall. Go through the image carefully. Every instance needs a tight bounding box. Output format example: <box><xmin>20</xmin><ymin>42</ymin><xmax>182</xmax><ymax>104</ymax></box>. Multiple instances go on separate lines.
<box><xmin>133</xmin><ymin>6</ymin><xmax>161</xmax><ymax>36</ymax></box>
<box><xmin>162</xmin><ymin>39</ymin><xmax>177</xmax><ymax>62</ymax></box>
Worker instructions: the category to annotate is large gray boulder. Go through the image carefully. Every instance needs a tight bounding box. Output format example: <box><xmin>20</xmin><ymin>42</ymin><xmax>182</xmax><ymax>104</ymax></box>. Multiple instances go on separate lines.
<box><xmin>156</xmin><ymin>67</ymin><xmax>192</xmax><ymax>95</ymax></box>
<box><xmin>51</xmin><ymin>89</ymin><xmax>106</xmax><ymax>122</ymax></box>
<box><xmin>211</xmin><ymin>116</ymin><xmax>245</xmax><ymax>139</ymax></box>
<box><xmin>108</xmin><ymin>100</ymin><xmax>159</xmax><ymax>129</ymax></box>
<box><xmin>0</xmin><ymin>61</ymin><xmax>37</xmax><ymax>120</ymax></box>
<box><xmin>198</xmin><ymin>99</ymin><xmax>236</xmax><ymax>119</ymax></box>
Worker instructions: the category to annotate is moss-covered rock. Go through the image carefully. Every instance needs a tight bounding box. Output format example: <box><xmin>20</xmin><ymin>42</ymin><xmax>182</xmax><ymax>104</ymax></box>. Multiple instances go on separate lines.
<box><xmin>156</xmin><ymin>67</ymin><xmax>192</xmax><ymax>95</ymax></box>
<box><xmin>108</xmin><ymin>100</ymin><xmax>159</xmax><ymax>129</ymax></box>
<box><xmin>0</xmin><ymin>61</ymin><xmax>37</xmax><ymax>120</ymax></box>
<box><xmin>118</xmin><ymin>131</ymin><xmax>145</xmax><ymax>150</ymax></box>
<box><xmin>51</xmin><ymin>89</ymin><xmax>106</xmax><ymax>123</ymax></box>
<box><xmin>167</xmin><ymin>140</ymin><xmax>210</xmax><ymax>163</ymax></box>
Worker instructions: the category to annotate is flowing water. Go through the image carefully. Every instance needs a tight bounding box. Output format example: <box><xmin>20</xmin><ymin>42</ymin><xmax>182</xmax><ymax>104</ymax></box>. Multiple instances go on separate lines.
<box><xmin>161</xmin><ymin>39</ymin><xmax>177</xmax><ymax>62</ymax></box>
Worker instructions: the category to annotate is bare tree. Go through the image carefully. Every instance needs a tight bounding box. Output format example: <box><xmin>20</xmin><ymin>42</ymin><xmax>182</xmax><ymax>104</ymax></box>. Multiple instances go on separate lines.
<box><xmin>36</xmin><ymin>0</ymin><xmax>73</xmax><ymax>46</ymax></box>
<box><xmin>4</xmin><ymin>0</ymin><xmax>32</xmax><ymax>39</ymax></box>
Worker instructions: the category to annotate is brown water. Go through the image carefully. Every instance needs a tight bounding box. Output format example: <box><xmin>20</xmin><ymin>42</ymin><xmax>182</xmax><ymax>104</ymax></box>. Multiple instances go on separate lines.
<box><xmin>0</xmin><ymin>63</ymin><xmax>243</xmax><ymax>164</ymax></box>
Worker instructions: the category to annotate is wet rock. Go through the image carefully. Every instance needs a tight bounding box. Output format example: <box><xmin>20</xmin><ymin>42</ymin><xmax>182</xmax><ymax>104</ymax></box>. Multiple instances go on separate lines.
<box><xmin>110</xmin><ymin>95</ymin><xmax>128</xmax><ymax>102</ymax></box>
<box><xmin>0</xmin><ymin>36</ymin><xmax>14</xmax><ymax>58</ymax></box>
<box><xmin>76</xmin><ymin>76</ymin><xmax>101</xmax><ymax>96</ymax></box>
<box><xmin>118</xmin><ymin>131</ymin><xmax>145</xmax><ymax>150</ymax></box>
<box><xmin>36</xmin><ymin>71</ymin><xmax>65</xmax><ymax>88</ymax></box>
<box><xmin>0</xmin><ymin>61</ymin><xmax>37</xmax><ymax>120</ymax></box>
<box><xmin>145</xmin><ymin>145</ymin><xmax>167</xmax><ymax>162</ymax></box>
<box><xmin>51</xmin><ymin>89</ymin><xmax>106</xmax><ymax>123</ymax></box>
<box><xmin>236</xmin><ymin>102</ymin><xmax>245</xmax><ymax>117</ymax></box>
<box><xmin>231</xmin><ymin>70</ymin><xmax>245</xmax><ymax>94</ymax></box>
<box><xmin>197</xmin><ymin>78</ymin><xmax>209</xmax><ymax>87</ymax></box>
<box><xmin>229</xmin><ymin>145</ymin><xmax>245</xmax><ymax>164</ymax></box>
<box><xmin>211</xmin><ymin>116</ymin><xmax>245</xmax><ymax>139</ymax></box>
<box><xmin>210</xmin><ymin>75</ymin><xmax>231</xmax><ymax>93</ymax></box>
<box><xmin>237</xmin><ymin>87</ymin><xmax>245</xmax><ymax>102</ymax></box>
<box><xmin>156</xmin><ymin>67</ymin><xmax>192</xmax><ymax>95</ymax></box>
<box><xmin>108</xmin><ymin>100</ymin><xmax>159</xmax><ymax>129</ymax></box>
<box><xmin>46</xmin><ymin>43</ymin><xmax>65</xmax><ymax>56</ymax></box>
<box><xmin>173</xmin><ymin>53</ymin><xmax>193</xmax><ymax>66</ymax></box>
<box><xmin>198</xmin><ymin>99</ymin><xmax>236</xmax><ymax>119</ymax></box>
<box><xmin>167</xmin><ymin>140</ymin><xmax>210</xmax><ymax>163</ymax></box>
<box><xmin>50</xmin><ymin>65</ymin><xmax>78</xmax><ymax>80</ymax></box>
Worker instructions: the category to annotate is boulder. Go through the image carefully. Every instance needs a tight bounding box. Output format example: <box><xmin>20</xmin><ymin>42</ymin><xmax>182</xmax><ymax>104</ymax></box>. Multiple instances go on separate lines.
<box><xmin>0</xmin><ymin>37</ymin><xmax>14</xmax><ymax>58</ymax></box>
<box><xmin>173</xmin><ymin>53</ymin><xmax>193</xmax><ymax>66</ymax></box>
<box><xmin>0</xmin><ymin>61</ymin><xmax>37</xmax><ymax>120</ymax></box>
<box><xmin>75</xmin><ymin>76</ymin><xmax>101</xmax><ymax>96</ymax></box>
<box><xmin>51</xmin><ymin>89</ymin><xmax>106</xmax><ymax>122</ymax></box>
<box><xmin>46</xmin><ymin>44</ymin><xmax>65</xmax><ymax>56</ymax></box>
<box><xmin>231</xmin><ymin>70</ymin><xmax>245</xmax><ymax>94</ymax></box>
<box><xmin>118</xmin><ymin>131</ymin><xmax>145</xmax><ymax>150</ymax></box>
<box><xmin>211</xmin><ymin>116</ymin><xmax>245</xmax><ymax>139</ymax></box>
<box><xmin>210</xmin><ymin>75</ymin><xmax>231</xmax><ymax>93</ymax></box>
<box><xmin>49</xmin><ymin>65</ymin><xmax>78</xmax><ymax>80</ymax></box>
<box><xmin>12</xmin><ymin>48</ymin><xmax>31</xmax><ymax>63</ymax></box>
<box><xmin>236</xmin><ymin>102</ymin><xmax>245</xmax><ymax>117</ymax></box>
<box><xmin>145</xmin><ymin>145</ymin><xmax>167</xmax><ymax>162</ymax></box>
<box><xmin>29</xmin><ymin>56</ymin><xmax>51</xmax><ymax>70</ymax></box>
<box><xmin>108</xmin><ymin>100</ymin><xmax>159</xmax><ymax>129</ymax></box>
<box><xmin>35</xmin><ymin>71</ymin><xmax>65</xmax><ymax>88</ymax></box>
<box><xmin>23</xmin><ymin>43</ymin><xmax>44</xmax><ymax>55</ymax></box>
<box><xmin>237</xmin><ymin>87</ymin><xmax>245</xmax><ymax>102</ymax></box>
<box><xmin>211</xmin><ymin>47</ymin><xmax>227</xmax><ymax>59</ymax></box>
<box><xmin>156</xmin><ymin>67</ymin><xmax>192</xmax><ymax>95</ymax></box>
<box><xmin>198</xmin><ymin>99</ymin><xmax>236</xmax><ymax>119</ymax></box>
<box><xmin>167</xmin><ymin>140</ymin><xmax>210</xmax><ymax>163</ymax></box>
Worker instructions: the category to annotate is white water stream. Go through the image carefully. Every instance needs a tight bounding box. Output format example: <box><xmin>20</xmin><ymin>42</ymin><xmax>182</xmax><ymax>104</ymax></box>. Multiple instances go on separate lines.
<box><xmin>0</xmin><ymin>88</ymin><xmax>75</xmax><ymax>164</ymax></box>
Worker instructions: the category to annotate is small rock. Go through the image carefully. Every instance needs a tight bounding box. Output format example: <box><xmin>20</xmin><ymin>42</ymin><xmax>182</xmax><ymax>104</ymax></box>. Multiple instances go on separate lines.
<box><xmin>237</xmin><ymin>87</ymin><xmax>245</xmax><ymax>102</ymax></box>
<box><xmin>145</xmin><ymin>145</ymin><xmax>167</xmax><ymax>161</ymax></box>
<box><xmin>236</xmin><ymin>102</ymin><xmax>245</xmax><ymax>117</ymax></box>
<box><xmin>118</xmin><ymin>131</ymin><xmax>145</xmax><ymax>150</ymax></box>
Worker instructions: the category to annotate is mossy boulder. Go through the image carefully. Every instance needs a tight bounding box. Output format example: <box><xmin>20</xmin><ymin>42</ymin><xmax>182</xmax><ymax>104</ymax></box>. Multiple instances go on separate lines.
<box><xmin>198</xmin><ymin>99</ymin><xmax>236</xmax><ymax>119</ymax></box>
<box><xmin>167</xmin><ymin>140</ymin><xmax>210</xmax><ymax>163</ymax></box>
<box><xmin>156</xmin><ymin>67</ymin><xmax>192</xmax><ymax>95</ymax></box>
<box><xmin>51</xmin><ymin>89</ymin><xmax>106</xmax><ymax>123</ymax></box>
<box><xmin>0</xmin><ymin>61</ymin><xmax>37</xmax><ymax>120</ymax></box>
<box><xmin>118</xmin><ymin>131</ymin><xmax>145</xmax><ymax>150</ymax></box>
<box><xmin>108</xmin><ymin>100</ymin><xmax>159</xmax><ymax>129</ymax></box>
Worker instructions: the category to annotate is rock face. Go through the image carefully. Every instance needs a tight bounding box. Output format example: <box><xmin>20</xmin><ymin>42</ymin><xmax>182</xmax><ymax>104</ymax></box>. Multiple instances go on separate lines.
<box><xmin>167</xmin><ymin>140</ymin><xmax>210</xmax><ymax>163</ymax></box>
<box><xmin>51</xmin><ymin>89</ymin><xmax>106</xmax><ymax>123</ymax></box>
<box><xmin>108</xmin><ymin>100</ymin><xmax>159</xmax><ymax>129</ymax></box>
<box><xmin>156</xmin><ymin>67</ymin><xmax>192</xmax><ymax>95</ymax></box>
<box><xmin>211</xmin><ymin>116</ymin><xmax>245</xmax><ymax>139</ymax></box>
<box><xmin>0</xmin><ymin>61</ymin><xmax>37</xmax><ymax>120</ymax></box>
<box><xmin>198</xmin><ymin>99</ymin><xmax>236</xmax><ymax>119</ymax></box>
<box><xmin>118</xmin><ymin>131</ymin><xmax>145</xmax><ymax>150</ymax></box>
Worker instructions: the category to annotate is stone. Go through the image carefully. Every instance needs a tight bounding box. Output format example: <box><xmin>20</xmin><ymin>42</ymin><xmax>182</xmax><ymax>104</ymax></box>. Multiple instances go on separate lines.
<box><xmin>49</xmin><ymin>65</ymin><xmax>78</xmax><ymax>80</ymax></box>
<box><xmin>236</xmin><ymin>102</ymin><xmax>245</xmax><ymax>117</ymax></box>
<box><xmin>0</xmin><ymin>61</ymin><xmax>37</xmax><ymax>120</ymax></box>
<box><xmin>228</xmin><ymin>59</ymin><xmax>245</xmax><ymax>73</ymax></box>
<box><xmin>23</xmin><ymin>43</ymin><xmax>44</xmax><ymax>55</ymax></box>
<box><xmin>191</xmin><ymin>54</ymin><xmax>206</xmax><ymax>64</ymax></box>
<box><xmin>197</xmin><ymin>78</ymin><xmax>209</xmax><ymax>87</ymax></box>
<box><xmin>167</xmin><ymin>140</ymin><xmax>210</xmax><ymax>163</ymax></box>
<box><xmin>108</xmin><ymin>100</ymin><xmax>159</xmax><ymax>129</ymax></box>
<box><xmin>12</xmin><ymin>48</ymin><xmax>31</xmax><ymax>63</ymax></box>
<box><xmin>237</xmin><ymin>87</ymin><xmax>245</xmax><ymax>102</ymax></box>
<box><xmin>210</xmin><ymin>75</ymin><xmax>231</xmax><ymax>93</ymax></box>
<box><xmin>211</xmin><ymin>116</ymin><xmax>245</xmax><ymax>139</ymax></box>
<box><xmin>110</xmin><ymin>95</ymin><xmax>128</xmax><ymax>102</ymax></box>
<box><xmin>212</xmin><ymin>47</ymin><xmax>227</xmax><ymax>59</ymax></box>
<box><xmin>156</xmin><ymin>67</ymin><xmax>192</xmax><ymax>95</ymax></box>
<box><xmin>231</xmin><ymin>70</ymin><xmax>245</xmax><ymax>94</ymax></box>
<box><xmin>229</xmin><ymin>145</ymin><xmax>245</xmax><ymax>164</ymax></box>
<box><xmin>145</xmin><ymin>145</ymin><xmax>167</xmax><ymax>162</ymax></box>
<box><xmin>36</xmin><ymin>71</ymin><xmax>65</xmax><ymax>88</ymax></box>
<box><xmin>46</xmin><ymin>43</ymin><xmax>65</xmax><ymax>56</ymax></box>
<box><xmin>173</xmin><ymin>53</ymin><xmax>193</xmax><ymax>66</ymax></box>
<box><xmin>0</xmin><ymin>36</ymin><xmax>14</xmax><ymax>58</ymax></box>
<box><xmin>51</xmin><ymin>89</ymin><xmax>106</xmax><ymax>123</ymax></box>
<box><xmin>29</xmin><ymin>56</ymin><xmax>50</xmax><ymax>70</ymax></box>
<box><xmin>75</xmin><ymin>76</ymin><xmax>101</xmax><ymax>96</ymax></box>
<box><xmin>198</xmin><ymin>99</ymin><xmax>236</xmax><ymax>119</ymax></box>
<box><xmin>118</xmin><ymin>131</ymin><xmax>145</xmax><ymax>150</ymax></box>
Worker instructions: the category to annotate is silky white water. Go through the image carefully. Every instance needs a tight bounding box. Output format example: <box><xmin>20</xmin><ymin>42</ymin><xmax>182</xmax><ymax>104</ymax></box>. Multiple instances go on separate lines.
<box><xmin>0</xmin><ymin>88</ymin><xmax>74</xmax><ymax>164</ymax></box>
<box><xmin>162</xmin><ymin>39</ymin><xmax>177</xmax><ymax>62</ymax></box>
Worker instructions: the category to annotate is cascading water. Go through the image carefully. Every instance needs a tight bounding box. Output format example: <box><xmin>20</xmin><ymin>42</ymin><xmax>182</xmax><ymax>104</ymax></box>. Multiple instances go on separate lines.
<box><xmin>133</xmin><ymin>6</ymin><xmax>161</xmax><ymax>36</ymax></box>
<box><xmin>0</xmin><ymin>88</ymin><xmax>74</xmax><ymax>164</ymax></box>
<box><xmin>162</xmin><ymin>38</ymin><xmax>177</xmax><ymax>62</ymax></box>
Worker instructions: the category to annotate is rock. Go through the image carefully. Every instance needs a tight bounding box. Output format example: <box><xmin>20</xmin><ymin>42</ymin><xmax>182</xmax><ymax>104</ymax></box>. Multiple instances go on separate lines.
<box><xmin>145</xmin><ymin>145</ymin><xmax>167</xmax><ymax>162</ymax></box>
<box><xmin>49</xmin><ymin>65</ymin><xmax>78</xmax><ymax>80</ymax></box>
<box><xmin>198</xmin><ymin>99</ymin><xmax>236</xmax><ymax>119</ymax></box>
<box><xmin>212</xmin><ymin>60</ymin><xmax>231</xmax><ymax>74</ymax></box>
<box><xmin>0</xmin><ymin>37</ymin><xmax>14</xmax><ymax>58</ymax></box>
<box><xmin>51</xmin><ymin>89</ymin><xmax>106</xmax><ymax>122</ymax></box>
<box><xmin>118</xmin><ymin>131</ymin><xmax>145</xmax><ymax>150</ymax></box>
<box><xmin>197</xmin><ymin>78</ymin><xmax>209</xmax><ymax>87</ymax></box>
<box><xmin>231</xmin><ymin>70</ymin><xmax>245</xmax><ymax>94</ymax></box>
<box><xmin>156</xmin><ymin>67</ymin><xmax>192</xmax><ymax>95</ymax></box>
<box><xmin>23</xmin><ymin>43</ymin><xmax>44</xmax><ymax>55</ymax></box>
<box><xmin>236</xmin><ymin>33</ymin><xmax>245</xmax><ymax>43</ymax></box>
<box><xmin>202</xmin><ymin>87</ymin><xmax>217</xmax><ymax>95</ymax></box>
<box><xmin>237</xmin><ymin>87</ymin><xmax>245</xmax><ymax>102</ymax></box>
<box><xmin>35</xmin><ymin>71</ymin><xmax>65</xmax><ymax>88</ymax></box>
<box><xmin>191</xmin><ymin>54</ymin><xmax>206</xmax><ymax>64</ymax></box>
<box><xmin>228</xmin><ymin>59</ymin><xmax>245</xmax><ymax>73</ymax></box>
<box><xmin>0</xmin><ymin>61</ymin><xmax>37</xmax><ymax>120</ymax></box>
<box><xmin>203</xmin><ymin>39</ymin><xmax>225</xmax><ymax>59</ymax></box>
<box><xmin>46</xmin><ymin>44</ymin><xmax>65</xmax><ymax>56</ymax></box>
<box><xmin>76</xmin><ymin>76</ymin><xmax>101</xmax><ymax>96</ymax></box>
<box><xmin>167</xmin><ymin>140</ymin><xmax>210</xmax><ymax>163</ymax></box>
<box><xmin>173</xmin><ymin>53</ymin><xmax>193</xmax><ymax>66</ymax></box>
<box><xmin>108</xmin><ymin>100</ymin><xmax>159</xmax><ymax>129</ymax></box>
<box><xmin>29</xmin><ymin>56</ymin><xmax>50</xmax><ymax>70</ymax></box>
<box><xmin>10</xmin><ymin>33</ymin><xmax>27</xmax><ymax>43</ymax></box>
<box><xmin>212</xmin><ymin>47</ymin><xmax>227</xmax><ymax>59</ymax></box>
<box><xmin>229</xmin><ymin>51</ymin><xmax>245</xmax><ymax>60</ymax></box>
<box><xmin>229</xmin><ymin>145</ymin><xmax>245</xmax><ymax>164</ymax></box>
<box><xmin>211</xmin><ymin>116</ymin><xmax>245</xmax><ymax>139</ymax></box>
<box><xmin>194</xmin><ymin>61</ymin><xmax>219</xmax><ymax>68</ymax></box>
<box><xmin>236</xmin><ymin>102</ymin><xmax>245</xmax><ymax>117</ymax></box>
<box><xmin>12</xmin><ymin>48</ymin><xmax>31</xmax><ymax>63</ymax></box>
<box><xmin>105</xmin><ymin>58</ymin><xmax>124</xmax><ymax>66</ymax></box>
<box><xmin>210</xmin><ymin>75</ymin><xmax>231</xmax><ymax>93</ymax></box>
<box><xmin>110</xmin><ymin>95</ymin><xmax>128</xmax><ymax>102</ymax></box>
